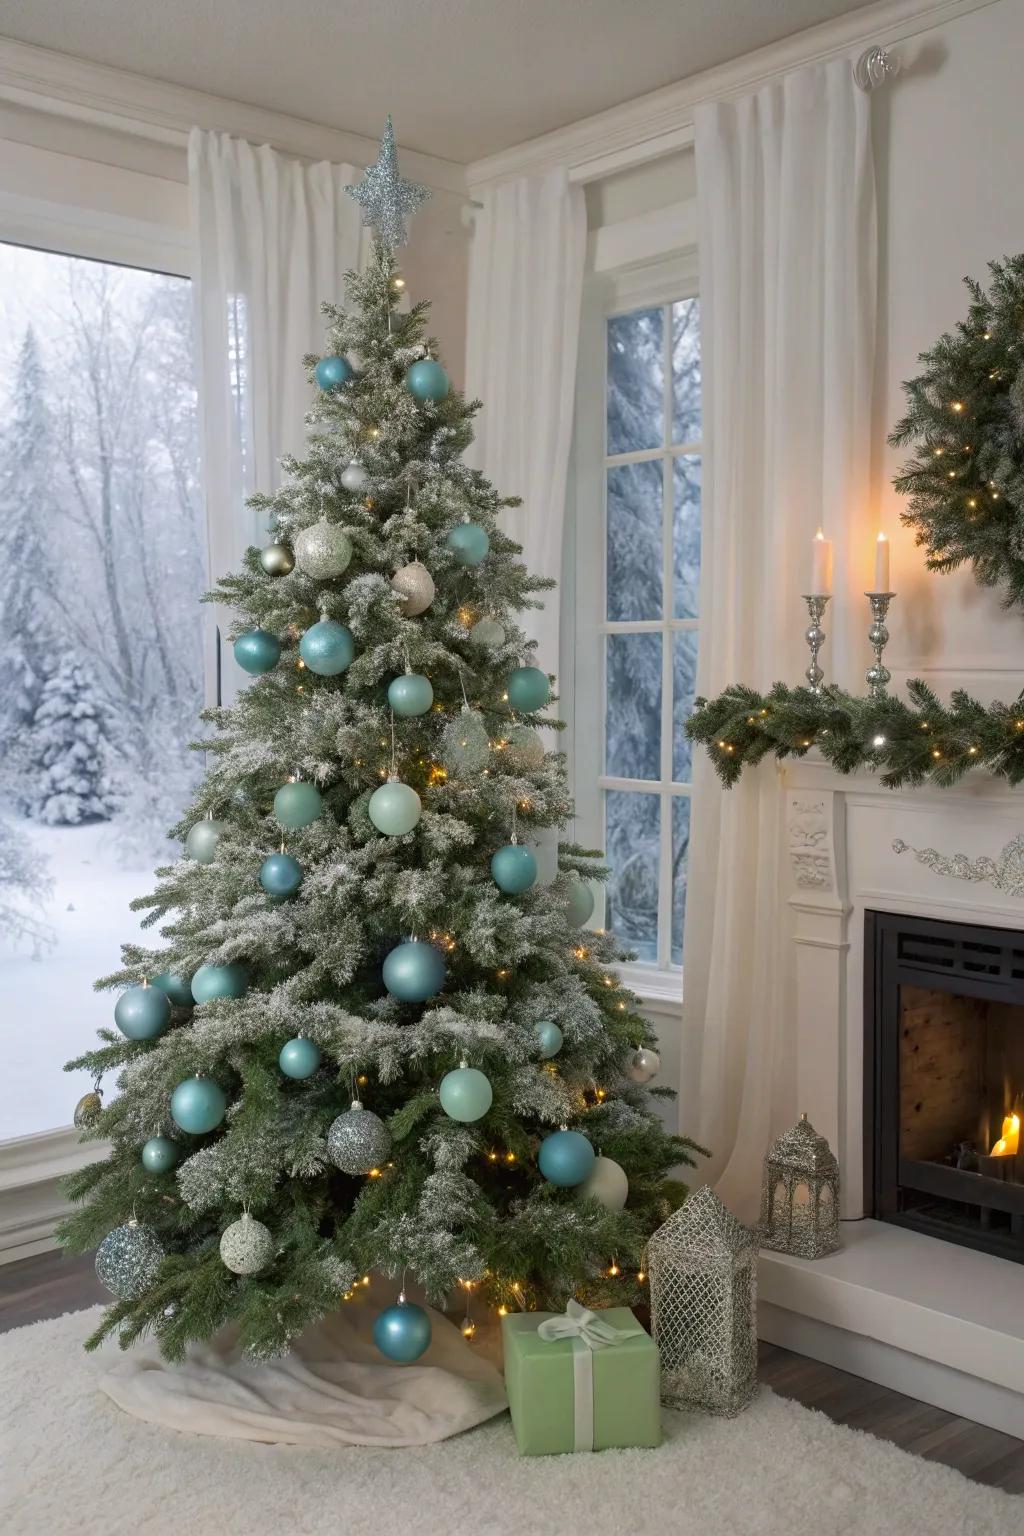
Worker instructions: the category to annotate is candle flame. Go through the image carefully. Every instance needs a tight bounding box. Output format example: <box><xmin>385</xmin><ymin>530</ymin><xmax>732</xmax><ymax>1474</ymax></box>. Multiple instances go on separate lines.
<box><xmin>990</xmin><ymin>1112</ymin><xmax>1020</xmax><ymax>1157</ymax></box>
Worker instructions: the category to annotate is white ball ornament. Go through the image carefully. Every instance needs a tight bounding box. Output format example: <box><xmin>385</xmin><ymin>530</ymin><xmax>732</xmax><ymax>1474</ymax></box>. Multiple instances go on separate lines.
<box><xmin>391</xmin><ymin>560</ymin><xmax>435</xmax><ymax>616</ymax></box>
<box><xmin>340</xmin><ymin>461</ymin><xmax>368</xmax><ymax>493</ymax></box>
<box><xmin>627</xmin><ymin>1047</ymin><xmax>661</xmax><ymax>1084</ymax></box>
<box><xmin>293</xmin><ymin>519</ymin><xmax>353</xmax><ymax>580</ymax></box>
<box><xmin>575</xmin><ymin>1154</ymin><xmax>629</xmax><ymax>1211</ymax></box>
<box><xmin>219</xmin><ymin>1213</ymin><xmax>274</xmax><ymax>1275</ymax></box>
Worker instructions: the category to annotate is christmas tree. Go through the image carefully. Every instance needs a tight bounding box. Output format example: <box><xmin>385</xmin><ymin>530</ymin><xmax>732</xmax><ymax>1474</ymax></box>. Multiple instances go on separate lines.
<box><xmin>23</xmin><ymin>654</ymin><xmax>115</xmax><ymax>826</ymax></box>
<box><xmin>61</xmin><ymin>122</ymin><xmax>700</xmax><ymax>1363</ymax></box>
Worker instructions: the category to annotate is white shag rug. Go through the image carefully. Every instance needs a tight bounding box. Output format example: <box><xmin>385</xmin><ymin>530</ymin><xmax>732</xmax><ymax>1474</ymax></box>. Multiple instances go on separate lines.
<box><xmin>0</xmin><ymin>1307</ymin><xmax>1013</xmax><ymax>1536</ymax></box>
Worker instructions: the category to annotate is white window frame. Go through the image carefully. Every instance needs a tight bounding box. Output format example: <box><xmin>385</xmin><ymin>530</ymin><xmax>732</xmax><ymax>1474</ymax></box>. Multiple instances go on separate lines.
<box><xmin>569</xmin><ymin>249</ymin><xmax>700</xmax><ymax>1002</ymax></box>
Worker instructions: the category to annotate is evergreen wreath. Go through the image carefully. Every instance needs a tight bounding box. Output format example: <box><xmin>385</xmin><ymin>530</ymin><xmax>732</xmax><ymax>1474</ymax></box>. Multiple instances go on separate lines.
<box><xmin>889</xmin><ymin>253</ymin><xmax>1024</xmax><ymax>609</ymax></box>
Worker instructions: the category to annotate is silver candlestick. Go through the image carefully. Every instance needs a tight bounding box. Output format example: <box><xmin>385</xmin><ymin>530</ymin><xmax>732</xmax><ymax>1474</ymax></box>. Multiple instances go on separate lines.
<box><xmin>802</xmin><ymin>595</ymin><xmax>830</xmax><ymax>693</ymax></box>
<box><xmin>865</xmin><ymin>592</ymin><xmax>895</xmax><ymax>697</ymax></box>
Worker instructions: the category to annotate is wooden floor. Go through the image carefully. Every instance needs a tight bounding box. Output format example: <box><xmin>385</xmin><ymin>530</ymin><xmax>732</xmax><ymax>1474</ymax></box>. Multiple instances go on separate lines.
<box><xmin>3</xmin><ymin>1249</ymin><xmax>1023</xmax><ymax>1493</ymax></box>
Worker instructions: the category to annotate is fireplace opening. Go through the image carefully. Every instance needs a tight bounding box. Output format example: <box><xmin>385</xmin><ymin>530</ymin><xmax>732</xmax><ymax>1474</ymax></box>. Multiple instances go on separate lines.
<box><xmin>865</xmin><ymin>910</ymin><xmax>1024</xmax><ymax>1264</ymax></box>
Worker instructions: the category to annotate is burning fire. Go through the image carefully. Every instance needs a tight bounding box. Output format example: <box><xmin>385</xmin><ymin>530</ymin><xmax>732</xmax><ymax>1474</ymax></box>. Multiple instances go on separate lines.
<box><xmin>990</xmin><ymin>1112</ymin><xmax>1020</xmax><ymax>1158</ymax></box>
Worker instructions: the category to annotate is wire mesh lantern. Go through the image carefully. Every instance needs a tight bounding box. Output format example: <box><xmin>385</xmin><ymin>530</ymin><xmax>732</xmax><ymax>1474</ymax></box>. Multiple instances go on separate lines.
<box><xmin>648</xmin><ymin>1184</ymin><xmax>758</xmax><ymax>1417</ymax></box>
<box><xmin>759</xmin><ymin>1112</ymin><xmax>840</xmax><ymax>1260</ymax></box>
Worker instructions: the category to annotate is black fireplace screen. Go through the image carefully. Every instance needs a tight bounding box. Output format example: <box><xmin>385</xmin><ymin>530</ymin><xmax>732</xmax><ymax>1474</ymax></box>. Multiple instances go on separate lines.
<box><xmin>865</xmin><ymin>910</ymin><xmax>1024</xmax><ymax>1264</ymax></box>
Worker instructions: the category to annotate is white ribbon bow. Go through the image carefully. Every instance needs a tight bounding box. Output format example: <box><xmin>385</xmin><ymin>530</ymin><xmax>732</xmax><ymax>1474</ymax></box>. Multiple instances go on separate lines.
<box><xmin>536</xmin><ymin>1300</ymin><xmax>640</xmax><ymax>1451</ymax></box>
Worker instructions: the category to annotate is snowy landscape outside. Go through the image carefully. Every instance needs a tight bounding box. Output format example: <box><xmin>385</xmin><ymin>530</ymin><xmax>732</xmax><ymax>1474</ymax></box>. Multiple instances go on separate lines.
<box><xmin>0</xmin><ymin>242</ymin><xmax>205</xmax><ymax>1138</ymax></box>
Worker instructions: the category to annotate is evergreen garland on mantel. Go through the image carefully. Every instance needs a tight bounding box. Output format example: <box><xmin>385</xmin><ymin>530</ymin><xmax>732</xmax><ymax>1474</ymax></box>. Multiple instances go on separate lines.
<box><xmin>686</xmin><ymin>680</ymin><xmax>1024</xmax><ymax>791</ymax></box>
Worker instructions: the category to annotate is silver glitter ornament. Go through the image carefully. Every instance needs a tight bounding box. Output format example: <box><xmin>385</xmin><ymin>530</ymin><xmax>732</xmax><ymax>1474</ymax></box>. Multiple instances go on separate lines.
<box><xmin>627</xmin><ymin>1047</ymin><xmax>660</xmax><ymax>1084</ymax></box>
<box><xmin>294</xmin><ymin>519</ymin><xmax>353</xmax><ymax>580</ymax></box>
<box><xmin>391</xmin><ymin>560</ymin><xmax>434</xmax><ymax>616</ymax></box>
<box><xmin>219</xmin><ymin>1213</ymin><xmax>275</xmax><ymax>1275</ymax></box>
<box><xmin>74</xmin><ymin>1089</ymin><xmax>103</xmax><ymax>1128</ymax></box>
<box><xmin>341</xmin><ymin>461</ymin><xmax>368</xmax><ymax>493</ymax></box>
<box><xmin>469</xmin><ymin>617</ymin><xmax>506</xmax><ymax>649</ymax></box>
<box><xmin>327</xmin><ymin>1099</ymin><xmax>392</xmax><ymax>1175</ymax></box>
<box><xmin>506</xmin><ymin>723</ymin><xmax>545</xmax><ymax>771</ymax></box>
<box><xmin>346</xmin><ymin>116</ymin><xmax>431</xmax><ymax>250</ymax></box>
<box><xmin>648</xmin><ymin>1185</ymin><xmax>758</xmax><ymax>1417</ymax></box>
<box><xmin>759</xmin><ymin>1113</ymin><xmax>840</xmax><ymax>1260</ymax></box>
<box><xmin>95</xmin><ymin>1219</ymin><xmax>165</xmax><ymax>1300</ymax></box>
<box><xmin>260</xmin><ymin>542</ymin><xmax>295</xmax><ymax>577</ymax></box>
<box><xmin>441</xmin><ymin>706</ymin><xmax>490</xmax><ymax>775</ymax></box>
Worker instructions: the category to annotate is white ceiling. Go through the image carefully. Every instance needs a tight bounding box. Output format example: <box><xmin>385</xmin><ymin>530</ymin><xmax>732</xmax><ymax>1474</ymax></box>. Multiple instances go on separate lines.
<box><xmin>0</xmin><ymin>0</ymin><xmax>882</xmax><ymax>164</ymax></box>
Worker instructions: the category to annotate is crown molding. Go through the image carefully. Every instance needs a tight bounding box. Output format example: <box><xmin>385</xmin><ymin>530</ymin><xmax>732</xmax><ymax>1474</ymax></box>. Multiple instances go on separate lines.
<box><xmin>0</xmin><ymin>35</ymin><xmax>467</xmax><ymax>197</ymax></box>
<box><xmin>467</xmin><ymin>0</ymin><xmax>1001</xmax><ymax>189</ymax></box>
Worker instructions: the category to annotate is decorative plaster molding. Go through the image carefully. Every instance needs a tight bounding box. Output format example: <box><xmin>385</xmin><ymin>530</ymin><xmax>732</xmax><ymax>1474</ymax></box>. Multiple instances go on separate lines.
<box><xmin>892</xmin><ymin>834</ymin><xmax>1024</xmax><ymax>901</ymax></box>
<box><xmin>788</xmin><ymin>795</ymin><xmax>837</xmax><ymax>892</ymax></box>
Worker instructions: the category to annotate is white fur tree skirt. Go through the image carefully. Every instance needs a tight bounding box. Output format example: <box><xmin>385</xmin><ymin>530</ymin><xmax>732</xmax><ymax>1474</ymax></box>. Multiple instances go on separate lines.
<box><xmin>0</xmin><ymin>1305</ymin><xmax>1012</xmax><ymax>1536</ymax></box>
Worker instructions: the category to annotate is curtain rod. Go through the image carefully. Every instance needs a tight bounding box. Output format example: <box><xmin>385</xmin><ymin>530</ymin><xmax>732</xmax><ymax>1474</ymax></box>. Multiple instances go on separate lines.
<box><xmin>853</xmin><ymin>46</ymin><xmax>901</xmax><ymax>90</ymax></box>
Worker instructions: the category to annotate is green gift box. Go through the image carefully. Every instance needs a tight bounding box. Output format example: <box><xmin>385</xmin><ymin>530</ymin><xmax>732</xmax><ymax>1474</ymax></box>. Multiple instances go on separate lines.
<box><xmin>502</xmin><ymin>1301</ymin><xmax>662</xmax><ymax>1456</ymax></box>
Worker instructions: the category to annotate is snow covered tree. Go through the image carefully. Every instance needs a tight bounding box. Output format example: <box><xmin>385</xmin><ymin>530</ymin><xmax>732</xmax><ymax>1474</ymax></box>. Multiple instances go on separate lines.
<box><xmin>61</xmin><ymin>125</ymin><xmax>701</xmax><ymax>1362</ymax></box>
<box><xmin>25</xmin><ymin>655</ymin><xmax>115</xmax><ymax>825</ymax></box>
<box><xmin>0</xmin><ymin>814</ymin><xmax>54</xmax><ymax>958</ymax></box>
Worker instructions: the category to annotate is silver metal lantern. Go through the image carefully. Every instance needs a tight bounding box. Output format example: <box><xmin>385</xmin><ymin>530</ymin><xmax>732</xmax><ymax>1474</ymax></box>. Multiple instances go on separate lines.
<box><xmin>648</xmin><ymin>1184</ymin><xmax>758</xmax><ymax>1417</ymax></box>
<box><xmin>759</xmin><ymin>1112</ymin><xmax>840</xmax><ymax>1260</ymax></box>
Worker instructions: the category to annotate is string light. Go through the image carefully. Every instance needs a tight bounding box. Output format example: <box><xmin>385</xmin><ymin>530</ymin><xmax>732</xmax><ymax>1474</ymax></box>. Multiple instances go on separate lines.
<box><xmin>637</xmin><ymin>1270</ymin><xmax>647</xmax><ymax>1284</ymax></box>
<box><xmin>608</xmin><ymin>1260</ymin><xmax>620</xmax><ymax>1277</ymax></box>
<box><xmin>951</xmin><ymin>401</ymin><xmax>964</xmax><ymax>412</ymax></box>
<box><xmin>932</xmin><ymin>749</ymin><xmax>942</xmax><ymax>759</ymax></box>
<box><xmin>872</xmin><ymin>734</ymin><xmax>886</xmax><ymax>747</ymax></box>
<box><xmin>367</xmin><ymin>1167</ymin><xmax>382</xmax><ymax>1179</ymax></box>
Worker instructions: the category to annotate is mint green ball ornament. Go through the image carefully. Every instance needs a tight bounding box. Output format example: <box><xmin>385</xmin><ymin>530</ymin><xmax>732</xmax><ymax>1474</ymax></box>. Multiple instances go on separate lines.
<box><xmin>491</xmin><ymin>843</ymin><xmax>538</xmax><ymax>894</ymax></box>
<box><xmin>141</xmin><ymin>1136</ymin><xmax>179</xmax><ymax>1174</ymax></box>
<box><xmin>114</xmin><ymin>984</ymin><xmax>171</xmax><ymax>1041</ymax></box>
<box><xmin>506</xmin><ymin>665</ymin><xmax>550</xmax><ymax>712</ymax></box>
<box><xmin>279</xmin><ymin>1036</ymin><xmax>322</xmax><ymax>1079</ymax></box>
<box><xmin>233</xmin><ymin>628</ymin><xmax>281</xmax><ymax>676</ymax></box>
<box><xmin>299</xmin><ymin>619</ymin><xmax>354</xmax><ymax>676</ymax></box>
<box><xmin>383</xmin><ymin>940</ymin><xmax>446</xmax><ymax>1002</ymax></box>
<box><xmin>170</xmin><ymin>1075</ymin><xmax>227</xmax><ymax>1134</ymax></box>
<box><xmin>405</xmin><ymin>358</ymin><xmax>449</xmax><ymax>402</ymax></box>
<box><xmin>439</xmin><ymin>1064</ymin><xmax>493</xmax><ymax>1123</ymax></box>
<box><xmin>446</xmin><ymin>521</ymin><xmax>490</xmax><ymax>566</ymax></box>
<box><xmin>190</xmin><ymin>963</ymin><xmax>248</xmax><ymax>1004</ymax></box>
<box><xmin>534</xmin><ymin>1020</ymin><xmax>563</xmax><ymax>1058</ymax></box>
<box><xmin>274</xmin><ymin>780</ymin><xmax>322</xmax><ymax>829</ymax></box>
<box><xmin>470</xmin><ymin>617</ymin><xmax>506</xmax><ymax>648</ymax></box>
<box><xmin>566</xmin><ymin>878</ymin><xmax>596</xmax><ymax>928</ymax></box>
<box><xmin>388</xmin><ymin>672</ymin><xmax>433</xmax><ymax>717</ymax></box>
<box><xmin>368</xmin><ymin>778</ymin><xmax>421</xmax><ymax>836</ymax></box>
<box><xmin>185</xmin><ymin>818</ymin><xmax>227</xmax><ymax>864</ymax></box>
<box><xmin>152</xmin><ymin>972</ymin><xmax>192</xmax><ymax>1008</ymax></box>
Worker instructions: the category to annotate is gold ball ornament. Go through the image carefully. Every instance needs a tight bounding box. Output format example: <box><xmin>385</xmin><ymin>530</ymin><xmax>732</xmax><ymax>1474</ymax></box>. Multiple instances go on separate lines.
<box><xmin>390</xmin><ymin>560</ymin><xmax>435</xmax><ymax>616</ymax></box>
<box><xmin>260</xmin><ymin>542</ymin><xmax>295</xmax><ymax>577</ymax></box>
<box><xmin>293</xmin><ymin>519</ymin><xmax>353</xmax><ymax>580</ymax></box>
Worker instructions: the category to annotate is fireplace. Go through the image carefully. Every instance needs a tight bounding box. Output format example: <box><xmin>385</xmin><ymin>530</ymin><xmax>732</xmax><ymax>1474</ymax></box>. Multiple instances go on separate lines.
<box><xmin>865</xmin><ymin>910</ymin><xmax>1024</xmax><ymax>1264</ymax></box>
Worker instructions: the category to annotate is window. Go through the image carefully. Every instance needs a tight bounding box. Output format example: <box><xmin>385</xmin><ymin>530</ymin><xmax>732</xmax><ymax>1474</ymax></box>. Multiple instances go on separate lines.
<box><xmin>572</xmin><ymin>267</ymin><xmax>701</xmax><ymax>985</ymax></box>
<box><xmin>0</xmin><ymin>240</ymin><xmax>205</xmax><ymax>1139</ymax></box>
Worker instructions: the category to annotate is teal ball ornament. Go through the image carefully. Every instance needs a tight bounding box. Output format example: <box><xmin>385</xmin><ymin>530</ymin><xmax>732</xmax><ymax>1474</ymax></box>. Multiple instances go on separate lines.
<box><xmin>95</xmin><ymin>1220</ymin><xmax>164</xmax><ymax>1300</ymax></box>
<box><xmin>374</xmin><ymin>1299</ymin><xmax>432</xmax><ymax>1363</ymax></box>
<box><xmin>170</xmin><ymin>1076</ymin><xmax>227</xmax><ymax>1134</ymax></box>
<box><xmin>233</xmin><ymin>628</ymin><xmax>281</xmax><ymax>676</ymax></box>
<box><xmin>405</xmin><ymin>359</ymin><xmax>449</xmax><ymax>403</ymax></box>
<box><xmin>299</xmin><ymin>619</ymin><xmax>354</xmax><ymax>676</ymax></box>
<box><xmin>279</xmin><ymin>1036</ymin><xmax>321</xmax><ymax>1079</ymax></box>
<box><xmin>151</xmin><ymin>971</ymin><xmax>192</xmax><ymax>1008</ymax></box>
<box><xmin>141</xmin><ymin>1136</ymin><xmax>179</xmax><ymax>1174</ymax></box>
<box><xmin>439</xmin><ymin>1065</ymin><xmax>493</xmax><ymax>1123</ymax></box>
<box><xmin>506</xmin><ymin>665</ymin><xmax>550</xmax><ymax>712</ymax></box>
<box><xmin>575</xmin><ymin>1154</ymin><xmax>629</xmax><ymax>1211</ymax></box>
<box><xmin>259</xmin><ymin>851</ymin><xmax>303</xmax><ymax>897</ymax></box>
<box><xmin>446</xmin><ymin>521</ymin><xmax>490</xmax><ymax>566</ymax></box>
<box><xmin>368</xmin><ymin>779</ymin><xmax>421</xmax><ymax>836</ymax></box>
<box><xmin>388</xmin><ymin>672</ymin><xmax>433</xmax><ymax>717</ymax></box>
<box><xmin>190</xmin><ymin>963</ymin><xmax>248</xmax><ymax>1003</ymax></box>
<box><xmin>538</xmin><ymin>1129</ymin><xmax>595</xmax><ymax>1188</ymax></box>
<box><xmin>383</xmin><ymin>940</ymin><xmax>446</xmax><ymax>1002</ymax></box>
<box><xmin>534</xmin><ymin>1020</ymin><xmax>563</xmax><ymax>1059</ymax></box>
<box><xmin>315</xmin><ymin>354</ymin><xmax>353</xmax><ymax>390</ymax></box>
<box><xmin>274</xmin><ymin>780</ymin><xmax>322</xmax><ymax>829</ymax></box>
<box><xmin>114</xmin><ymin>984</ymin><xmax>171</xmax><ymax>1041</ymax></box>
<box><xmin>491</xmin><ymin>843</ymin><xmax>538</xmax><ymax>894</ymax></box>
<box><xmin>566</xmin><ymin>878</ymin><xmax>596</xmax><ymax>928</ymax></box>
<box><xmin>185</xmin><ymin>818</ymin><xmax>228</xmax><ymax>864</ymax></box>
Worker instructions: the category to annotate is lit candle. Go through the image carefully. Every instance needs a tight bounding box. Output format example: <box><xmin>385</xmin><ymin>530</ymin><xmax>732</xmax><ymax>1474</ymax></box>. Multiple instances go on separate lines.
<box><xmin>810</xmin><ymin>529</ymin><xmax>832</xmax><ymax>594</ymax></box>
<box><xmin>991</xmin><ymin>1112</ymin><xmax>1020</xmax><ymax>1157</ymax></box>
<box><xmin>874</xmin><ymin>531</ymin><xmax>891</xmax><ymax>592</ymax></box>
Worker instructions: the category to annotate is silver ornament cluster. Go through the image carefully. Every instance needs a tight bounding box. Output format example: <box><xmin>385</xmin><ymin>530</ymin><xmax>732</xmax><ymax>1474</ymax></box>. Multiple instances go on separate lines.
<box><xmin>441</xmin><ymin>707</ymin><xmax>490</xmax><ymax>775</ymax></box>
<box><xmin>346</xmin><ymin>115</ymin><xmax>431</xmax><ymax>250</ymax></box>
<box><xmin>648</xmin><ymin>1185</ymin><xmax>758</xmax><ymax>1417</ymax></box>
<box><xmin>219</xmin><ymin>1213</ymin><xmax>275</xmax><ymax>1275</ymax></box>
<box><xmin>327</xmin><ymin>1100</ymin><xmax>393</xmax><ymax>1175</ymax></box>
<box><xmin>390</xmin><ymin>560</ymin><xmax>434</xmax><ymax>616</ymax></box>
<box><xmin>759</xmin><ymin>1113</ymin><xmax>840</xmax><ymax>1260</ymax></box>
<box><xmin>95</xmin><ymin>1220</ymin><xmax>165</xmax><ymax>1300</ymax></box>
<box><xmin>294</xmin><ymin>519</ymin><xmax>352</xmax><ymax>580</ymax></box>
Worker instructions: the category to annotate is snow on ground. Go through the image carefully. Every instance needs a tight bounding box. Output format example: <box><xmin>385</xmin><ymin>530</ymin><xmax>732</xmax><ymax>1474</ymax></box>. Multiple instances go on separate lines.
<box><xmin>1</xmin><ymin>817</ymin><xmax>159</xmax><ymax>1139</ymax></box>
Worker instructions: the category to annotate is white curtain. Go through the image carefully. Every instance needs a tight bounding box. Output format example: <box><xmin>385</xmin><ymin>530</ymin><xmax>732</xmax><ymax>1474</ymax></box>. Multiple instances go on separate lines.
<box><xmin>188</xmin><ymin>129</ymin><xmax>366</xmax><ymax>698</ymax></box>
<box><xmin>684</xmin><ymin>60</ymin><xmax>876</xmax><ymax>1217</ymax></box>
<box><xmin>465</xmin><ymin>168</ymin><xmax>587</xmax><ymax>677</ymax></box>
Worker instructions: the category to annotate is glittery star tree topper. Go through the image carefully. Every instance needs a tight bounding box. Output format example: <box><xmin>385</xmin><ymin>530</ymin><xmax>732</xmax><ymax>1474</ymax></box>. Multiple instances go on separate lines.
<box><xmin>346</xmin><ymin>116</ymin><xmax>431</xmax><ymax>250</ymax></box>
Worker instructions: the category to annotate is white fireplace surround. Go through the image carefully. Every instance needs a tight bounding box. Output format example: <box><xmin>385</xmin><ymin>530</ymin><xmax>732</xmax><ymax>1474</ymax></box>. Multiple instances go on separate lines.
<box><xmin>758</xmin><ymin>757</ymin><xmax>1024</xmax><ymax>1435</ymax></box>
